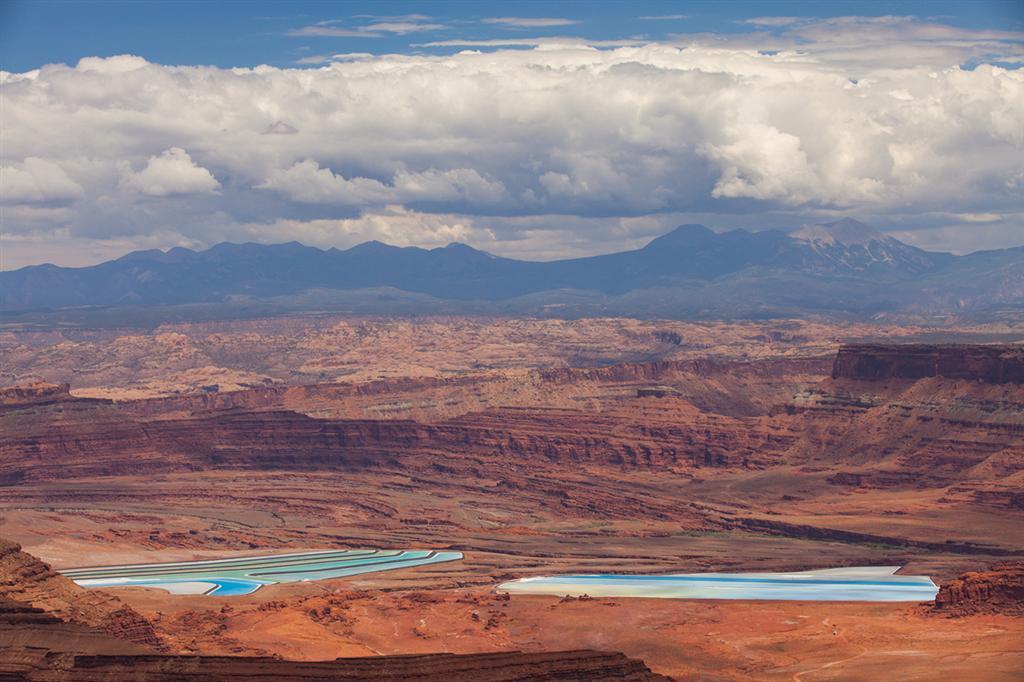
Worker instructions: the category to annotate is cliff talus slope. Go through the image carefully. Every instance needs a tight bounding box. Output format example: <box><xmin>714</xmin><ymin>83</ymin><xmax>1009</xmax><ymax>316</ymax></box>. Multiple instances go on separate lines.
<box><xmin>0</xmin><ymin>538</ymin><xmax>161</xmax><ymax>648</ymax></box>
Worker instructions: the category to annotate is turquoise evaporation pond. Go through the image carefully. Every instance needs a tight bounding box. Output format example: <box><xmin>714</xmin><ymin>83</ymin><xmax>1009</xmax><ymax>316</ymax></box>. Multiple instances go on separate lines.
<box><xmin>62</xmin><ymin>549</ymin><xmax>463</xmax><ymax>596</ymax></box>
<box><xmin>498</xmin><ymin>566</ymin><xmax>939</xmax><ymax>602</ymax></box>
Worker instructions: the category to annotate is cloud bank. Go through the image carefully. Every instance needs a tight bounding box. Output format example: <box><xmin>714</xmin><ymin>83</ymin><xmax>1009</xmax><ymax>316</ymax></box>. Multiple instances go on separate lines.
<box><xmin>1</xmin><ymin>17</ymin><xmax>1023</xmax><ymax>268</ymax></box>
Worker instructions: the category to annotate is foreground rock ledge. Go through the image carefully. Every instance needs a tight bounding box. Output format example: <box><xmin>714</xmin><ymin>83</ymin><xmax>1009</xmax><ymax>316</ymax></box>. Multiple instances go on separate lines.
<box><xmin>2</xmin><ymin>649</ymin><xmax>669</xmax><ymax>681</ymax></box>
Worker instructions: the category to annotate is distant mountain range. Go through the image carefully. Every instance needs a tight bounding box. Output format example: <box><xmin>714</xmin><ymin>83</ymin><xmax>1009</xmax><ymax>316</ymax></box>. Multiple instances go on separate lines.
<box><xmin>2</xmin><ymin>219</ymin><xmax>1022</xmax><ymax>320</ymax></box>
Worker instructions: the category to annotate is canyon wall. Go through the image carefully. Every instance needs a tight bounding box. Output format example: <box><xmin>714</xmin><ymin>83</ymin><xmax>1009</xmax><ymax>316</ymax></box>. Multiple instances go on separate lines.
<box><xmin>833</xmin><ymin>344</ymin><xmax>1024</xmax><ymax>383</ymax></box>
<box><xmin>0</xmin><ymin>403</ymin><xmax>784</xmax><ymax>483</ymax></box>
<box><xmin>0</xmin><ymin>343</ymin><xmax>1020</xmax><ymax>498</ymax></box>
<box><xmin>775</xmin><ymin>345</ymin><xmax>1024</xmax><ymax>498</ymax></box>
<box><xmin>934</xmin><ymin>562</ymin><xmax>1024</xmax><ymax>617</ymax></box>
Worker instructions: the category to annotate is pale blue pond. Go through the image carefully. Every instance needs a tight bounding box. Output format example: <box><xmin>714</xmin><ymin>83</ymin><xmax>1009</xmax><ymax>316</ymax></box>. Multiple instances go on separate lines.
<box><xmin>63</xmin><ymin>549</ymin><xmax>463</xmax><ymax>596</ymax></box>
<box><xmin>499</xmin><ymin>566</ymin><xmax>938</xmax><ymax>602</ymax></box>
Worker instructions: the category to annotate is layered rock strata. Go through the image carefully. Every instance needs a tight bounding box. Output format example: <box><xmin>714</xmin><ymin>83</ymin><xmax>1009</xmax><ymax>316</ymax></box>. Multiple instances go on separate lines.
<box><xmin>833</xmin><ymin>344</ymin><xmax>1024</xmax><ymax>383</ymax></box>
<box><xmin>0</xmin><ymin>401</ymin><xmax>787</xmax><ymax>484</ymax></box>
<box><xmin>0</xmin><ymin>539</ymin><xmax>161</xmax><ymax>648</ymax></box>
<box><xmin>3</xmin><ymin>649</ymin><xmax>669</xmax><ymax>681</ymax></box>
<box><xmin>934</xmin><ymin>562</ymin><xmax>1024</xmax><ymax>616</ymax></box>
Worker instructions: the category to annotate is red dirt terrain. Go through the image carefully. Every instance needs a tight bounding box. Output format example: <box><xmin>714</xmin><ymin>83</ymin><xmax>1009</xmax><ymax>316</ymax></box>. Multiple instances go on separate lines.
<box><xmin>0</xmin><ymin>318</ymin><xmax>1022</xmax><ymax>679</ymax></box>
<box><xmin>0</xmin><ymin>540</ymin><xmax>665</xmax><ymax>680</ymax></box>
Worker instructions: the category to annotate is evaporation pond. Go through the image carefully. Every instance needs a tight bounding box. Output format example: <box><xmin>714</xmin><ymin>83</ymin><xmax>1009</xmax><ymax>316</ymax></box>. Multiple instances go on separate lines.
<box><xmin>63</xmin><ymin>549</ymin><xmax>463</xmax><ymax>596</ymax></box>
<box><xmin>499</xmin><ymin>566</ymin><xmax>938</xmax><ymax>602</ymax></box>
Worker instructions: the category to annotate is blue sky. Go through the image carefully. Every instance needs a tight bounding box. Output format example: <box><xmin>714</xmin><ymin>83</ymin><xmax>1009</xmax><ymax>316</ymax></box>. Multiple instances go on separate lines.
<box><xmin>2</xmin><ymin>2</ymin><xmax>1023</xmax><ymax>269</ymax></box>
<box><xmin>3</xmin><ymin>1</ymin><xmax>1022</xmax><ymax>71</ymax></box>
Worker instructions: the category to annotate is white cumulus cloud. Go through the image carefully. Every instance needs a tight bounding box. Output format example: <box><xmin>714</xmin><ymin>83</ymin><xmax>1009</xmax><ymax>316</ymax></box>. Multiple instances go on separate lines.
<box><xmin>120</xmin><ymin>148</ymin><xmax>221</xmax><ymax>197</ymax></box>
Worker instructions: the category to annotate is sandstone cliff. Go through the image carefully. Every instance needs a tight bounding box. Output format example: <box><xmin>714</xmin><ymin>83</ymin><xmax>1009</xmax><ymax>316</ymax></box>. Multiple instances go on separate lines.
<box><xmin>832</xmin><ymin>344</ymin><xmax>1024</xmax><ymax>383</ymax></box>
<box><xmin>934</xmin><ymin>562</ymin><xmax>1024</xmax><ymax>617</ymax></box>
<box><xmin>0</xmin><ymin>538</ymin><xmax>161</xmax><ymax>648</ymax></box>
<box><xmin>777</xmin><ymin>345</ymin><xmax>1024</xmax><ymax>501</ymax></box>
<box><xmin>0</xmin><ymin>398</ymin><xmax>788</xmax><ymax>485</ymax></box>
<box><xmin>0</xmin><ymin>382</ymin><xmax>73</xmax><ymax>406</ymax></box>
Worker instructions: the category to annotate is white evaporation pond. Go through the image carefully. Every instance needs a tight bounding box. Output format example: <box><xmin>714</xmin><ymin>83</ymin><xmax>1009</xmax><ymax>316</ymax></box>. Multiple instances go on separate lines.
<box><xmin>498</xmin><ymin>566</ymin><xmax>938</xmax><ymax>602</ymax></box>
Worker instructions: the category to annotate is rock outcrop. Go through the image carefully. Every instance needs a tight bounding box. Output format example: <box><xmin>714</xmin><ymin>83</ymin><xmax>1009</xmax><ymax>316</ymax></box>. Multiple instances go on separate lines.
<box><xmin>934</xmin><ymin>562</ymin><xmax>1024</xmax><ymax>617</ymax></box>
<box><xmin>832</xmin><ymin>344</ymin><xmax>1024</xmax><ymax>383</ymax></box>
<box><xmin>776</xmin><ymin>344</ymin><xmax>1024</xmax><ymax>499</ymax></box>
<box><xmin>0</xmin><ymin>382</ymin><xmax>73</xmax><ymax>406</ymax></box>
<box><xmin>0</xmin><ymin>598</ymin><xmax>152</xmax><ymax>655</ymax></box>
<box><xmin>0</xmin><ymin>538</ymin><xmax>161</xmax><ymax>648</ymax></box>
<box><xmin>2</xmin><ymin>649</ymin><xmax>669</xmax><ymax>681</ymax></box>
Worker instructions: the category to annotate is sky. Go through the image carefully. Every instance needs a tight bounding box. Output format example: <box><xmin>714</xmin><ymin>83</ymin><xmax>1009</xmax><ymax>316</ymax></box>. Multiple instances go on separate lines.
<box><xmin>1</xmin><ymin>1</ymin><xmax>1023</xmax><ymax>270</ymax></box>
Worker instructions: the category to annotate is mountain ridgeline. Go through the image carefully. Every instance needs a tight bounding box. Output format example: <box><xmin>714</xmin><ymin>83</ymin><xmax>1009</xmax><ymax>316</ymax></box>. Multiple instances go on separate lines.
<box><xmin>2</xmin><ymin>219</ymin><xmax>1022</xmax><ymax>319</ymax></box>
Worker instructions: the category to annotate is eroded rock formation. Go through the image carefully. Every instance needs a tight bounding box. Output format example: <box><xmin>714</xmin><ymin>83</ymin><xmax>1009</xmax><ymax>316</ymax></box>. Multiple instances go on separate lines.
<box><xmin>773</xmin><ymin>345</ymin><xmax>1024</xmax><ymax>501</ymax></box>
<box><xmin>0</xmin><ymin>382</ymin><xmax>75</xmax><ymax>406</ymax></box>
<box><xmin>0</xmin><ymin>398</ymin><xmax>789</xmax><ymax>485</ymax></box>
<box><xmin>0</xmin><ymin>538</ymin><xmax>161</xmax><ymax>648</ymax></box>
<box><xmin>1</xmin><ymin>344</ymin><xmax>1021</xmax><ymax>500</ymax></box>
<box><xmin>833</xmin><ymin>344</ymin><xmax>1024</xmax><ymax>383</ymax></box>
<box><xmin>934</xmin><ymin>562</ymin><xmax>1024</xmax><ymax>616</ymax></box>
